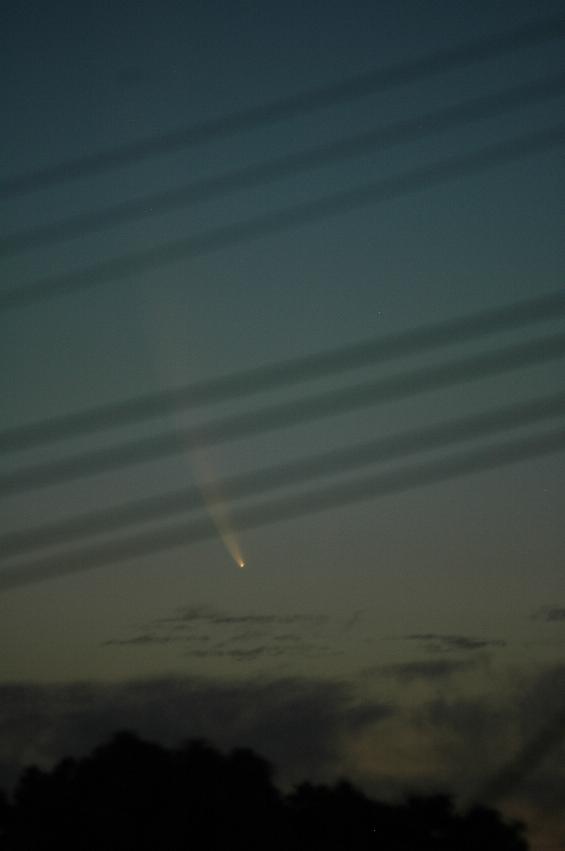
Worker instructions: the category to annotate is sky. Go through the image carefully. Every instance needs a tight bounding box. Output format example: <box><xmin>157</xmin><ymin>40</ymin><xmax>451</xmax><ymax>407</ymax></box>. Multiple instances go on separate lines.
<box><xmin>1</xmin><ymin>1</ymin><xmax>565</xmax><ymax>847</ymax></box>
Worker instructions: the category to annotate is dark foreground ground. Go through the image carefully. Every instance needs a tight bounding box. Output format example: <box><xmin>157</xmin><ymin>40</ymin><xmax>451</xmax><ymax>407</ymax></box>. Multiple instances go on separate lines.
<box><xmin>0</xmin><ymin>731</ymin><xmax>529</xmax><ymax>850</ymax></box>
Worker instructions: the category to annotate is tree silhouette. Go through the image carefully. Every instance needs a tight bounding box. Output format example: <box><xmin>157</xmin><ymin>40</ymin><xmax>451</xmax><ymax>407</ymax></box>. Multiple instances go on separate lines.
<box><xmin>0</xmin><ymin>731</ymin><xmax>529</xmax><ymax>850</ymax></box>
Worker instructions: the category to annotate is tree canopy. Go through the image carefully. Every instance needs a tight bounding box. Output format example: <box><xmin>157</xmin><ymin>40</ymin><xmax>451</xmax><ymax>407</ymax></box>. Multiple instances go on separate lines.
<box><xmin>0</xmin><ymin>731</ymin><xmax>529</xmax><ymax>850</ymax></box>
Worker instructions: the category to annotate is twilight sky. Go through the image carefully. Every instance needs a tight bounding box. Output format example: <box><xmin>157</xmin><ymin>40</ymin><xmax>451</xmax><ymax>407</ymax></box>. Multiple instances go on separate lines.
<box><xmin>1</xmin><ymin>1</ymin><xmax>565</xmax><ymax>848</ymax></box>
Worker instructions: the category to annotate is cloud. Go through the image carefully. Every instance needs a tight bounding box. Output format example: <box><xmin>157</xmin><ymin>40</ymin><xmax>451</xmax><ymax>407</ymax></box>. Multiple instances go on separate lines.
<box><xmin>535</xmin><ymin>606</ymin><xmax>565</xmax><ymax>622</ymax></box>
<box><xmin>183</xmin><ymin>642</ymin><xmax>342</xmax><ymax>662</ymax></box>
<box><xmin>0</xmin><ymin>675</ymin><xmax>392</xmax><ymax>794</ymax></box>
<box><xmin>155</xmin><ymin>605</ymin><xmax>331</xmax><ymax>629</ymax></box>
<box><xmin>343</xmin><ymin>703</ymin><xmax>393</xmax><ymax>731</ymax></box>
<box><xmin>399</xmin><ymin>633</ymin><xmax>506</xmax><ymax>653</ymax></box>
<box><xmin>405</xmin><ymin>666</ymin><xmax>565</xmax><ymax>849</ymax></box>
<box><xmin>1</xmin><ymin>665</ymin><xmax>565</xmax><ymax>849</ymax></box>
<box><xmin>411</xmin><ymin>666</ymin><xmax>565</xmax><ymax>797</ymax></box>
<box><xmin>104</xmin><ymin>633</ymin><xmax>179</xmax><ymax>646</ymax></box>
<box><xmin>370</xmin><ymin>659</ymin><xmax>475</xmax><ymax>683</ymax></box>
<box><xmin>103</xmin><ymin>604</ymin><xmax>357</xmax><ymax>663</ymax></box>
<box><xmin>479</xmin><ymin>703</ymin><xmax>565</xmax><ymax>806</ymax></box>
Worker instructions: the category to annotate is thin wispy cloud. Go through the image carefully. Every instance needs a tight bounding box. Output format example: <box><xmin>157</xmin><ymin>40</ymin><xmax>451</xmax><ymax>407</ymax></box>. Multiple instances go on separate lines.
<box><xmin>104</xmin><ymin>605</ymin><xmax>356</xmax><ymax>663</ymax></box>
<box><xmin>369</xmin><ymin>659</ymin><xmax>475</xmax><ymax>683</ymax></box>
<box><xmin>399</xmin><ymin>633</ymin><xmax>506</xmax><ymax>652</ymax></box>
<box><xmin>184</xmin><ymin>643</ymin><xmax>342</xmax><ymax>662</ymax></box>
<box><xmin>156</xmin><ymin>605</ymin><xmax>332</xmax><ymax>628</ymax></box>
<box><xmin>535</xmin><ymin>606</ymin><xmax>565</xmax><ymax>622</ymax></box>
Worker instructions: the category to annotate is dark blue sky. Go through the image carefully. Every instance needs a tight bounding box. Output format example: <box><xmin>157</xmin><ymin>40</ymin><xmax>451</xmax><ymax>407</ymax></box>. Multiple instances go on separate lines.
<box><xmin>1</xmin><ymin>2</ymin><xmax>565</xmax><ymax>847</ymax></box>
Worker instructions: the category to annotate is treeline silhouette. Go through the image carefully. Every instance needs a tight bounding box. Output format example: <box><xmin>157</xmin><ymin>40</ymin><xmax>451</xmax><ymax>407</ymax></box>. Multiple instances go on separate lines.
<box><xmin>0</xmin><ymin>731</ymin><xmax>528</xmax><ymax>850</ymax></box>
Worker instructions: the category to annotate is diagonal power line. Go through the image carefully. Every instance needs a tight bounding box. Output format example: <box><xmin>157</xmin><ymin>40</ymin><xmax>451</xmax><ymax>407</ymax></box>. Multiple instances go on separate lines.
<box><xmin>1</xmin><ymin>288</ymin><xmax>564</xmax><ymax>456</ymax></box>
<box><xmin>2</xmin><ymin>123</ymin><xmax>565</xmax><ymax>313</ymax></box>
<box><xmin>3</xmin><ymin>392</ymin><xmax>565</xmax><ymax>561</ymax></box>
<box><xmin>1</xmin><ymin>15</ymin><xmax>564</xmax><ymax>199</ymax></box>
<box><xmin>2</xmin><ymin>72</ymin><xmax>564</xmax><ymax>258</ymax></box>
<box><xmin>2</xmin><ymin>331</ymin><xmax>565</xmax><ymax>499</ymax></box>
<box><xmin>1</xmin><ymin>426</ymin><xmax>564</xmax><ymax>593</ymax></box>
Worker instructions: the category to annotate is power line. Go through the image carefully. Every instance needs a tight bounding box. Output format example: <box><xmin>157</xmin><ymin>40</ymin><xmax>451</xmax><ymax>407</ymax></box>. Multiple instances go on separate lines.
<box><xmin>2</xmin><ymin>72</ymin><xmax>564</xmax><ymax>258</ymax></box>
<box><xmin>2</xmin><ymin>15</ymin><xmax>563</xmax><ymax>199</ymax></box>
<box><xmin>2</xmin><ymin>288</ymin><xmax>564</xmax><ymax>456</ymax></box>
<box><xmin>1</xmin><ymin>426</ymin><xmax>563</xmax><ymax>593</ymax></box>
<box><xmin>3</xmin><ymin>391</ymin><xmax>565</xmax><ymax>561</ymax></box>
<box><xmin>2</xmin><ymin>123</ymin><xmax>565</xmax><ymax>314</ymax></box>
<box><xmin>2</xmin><ymin>331</ymin><xmax>565</xmax><ymax>499</ymax></box>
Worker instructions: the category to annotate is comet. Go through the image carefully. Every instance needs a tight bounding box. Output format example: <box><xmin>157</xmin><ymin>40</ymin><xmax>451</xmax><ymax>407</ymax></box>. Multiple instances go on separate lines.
<box><xmin>191</xmin><ymin>449</ymin><xmax>246</xmax><ymax>570</ymax></box>
<box><xmin>145</xmin><ymin>304</ymin><xmax>246</xmax><ymax>571</ymax></box>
